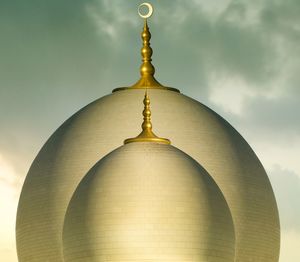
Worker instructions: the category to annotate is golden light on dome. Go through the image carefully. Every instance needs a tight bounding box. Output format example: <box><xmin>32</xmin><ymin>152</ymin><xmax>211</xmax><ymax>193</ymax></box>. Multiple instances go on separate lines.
<box><xmin>63</xmin><ymin>142</ymin><xmax>236</xmax><ymax>262</ymax></box>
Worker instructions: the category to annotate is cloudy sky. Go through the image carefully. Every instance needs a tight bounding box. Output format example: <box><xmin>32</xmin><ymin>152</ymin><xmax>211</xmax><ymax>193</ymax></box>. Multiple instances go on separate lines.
<box><xmin>0</xmin><ymin>0</ymin><xmax>299</xmax><ymax>261</ymax></box>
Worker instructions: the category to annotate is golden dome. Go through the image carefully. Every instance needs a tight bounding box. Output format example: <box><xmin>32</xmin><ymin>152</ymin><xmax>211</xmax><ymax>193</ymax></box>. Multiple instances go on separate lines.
<box><xmin>63</xmin><ymin>142</ymin><xmax>235</xmax><ymax>262</ymax></box>
<box><xmin>16</xmin><ymin>4</ymin><xmax>280</xmax><ymax>262</ymax></box>
<box><xmin>16</xmin><ymin>89</ymin><xmax>280</xmax><ymax>262</ymax></box>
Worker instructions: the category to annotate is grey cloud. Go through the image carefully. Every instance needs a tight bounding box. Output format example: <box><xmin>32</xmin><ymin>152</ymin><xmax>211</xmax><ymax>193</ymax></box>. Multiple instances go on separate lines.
<box><xmin>0</xmin><ymin>0</ymin><xmax>115</xmax><ymax>158</ymax></box>
<box><xmin>151</xmin><ymin>0</ymin><xmax>276</xmax><ymax>87</ymax></box>
<box><xmin>243</xmin><ymin>95</ymin><xmax>300</xmax><ymax>135</ymax></box>
<box><xmin>210</xmin><ymin>92</ymin><xmax>300</xmax><ymax>146</ymax></box>
<box><xmin>261</xmin><ymin>0</ymin><xmax>300</xmax><ymax>40</ymax></box>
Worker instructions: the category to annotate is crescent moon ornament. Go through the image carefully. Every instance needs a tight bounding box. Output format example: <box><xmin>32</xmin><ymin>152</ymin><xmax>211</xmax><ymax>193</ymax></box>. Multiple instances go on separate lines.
<box><xmin>138</xmin><ymin>3</ymin><xmax>154</xmax><ymax>19</ymax></box>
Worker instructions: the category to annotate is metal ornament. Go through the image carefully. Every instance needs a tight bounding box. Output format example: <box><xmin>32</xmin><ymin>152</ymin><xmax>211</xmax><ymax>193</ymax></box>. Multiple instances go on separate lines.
<box><xmin>113</xmin><ymin>3</ymin><xmax>179</xmax><ymax>92</ymax></box>
<box><xmin>124</xmin><ymin>90</ymin><xmax>171</xmax><ymax>145</ymax></box>
<box><xmin>138</xmin><ymin>2</ymin><xmax>154</xmax><ymax>19</ymax></box>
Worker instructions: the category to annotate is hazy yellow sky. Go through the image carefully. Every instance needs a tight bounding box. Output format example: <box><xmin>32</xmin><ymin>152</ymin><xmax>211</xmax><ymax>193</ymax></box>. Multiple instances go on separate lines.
<box><xmin>1</xmin><ymin>0</ymin><xmax>300</xmax><ymax>261</ymax></box>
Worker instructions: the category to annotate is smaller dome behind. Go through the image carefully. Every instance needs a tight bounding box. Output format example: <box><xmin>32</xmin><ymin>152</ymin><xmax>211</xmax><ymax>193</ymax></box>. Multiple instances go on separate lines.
<box><xmin>63</xmin><ymin>142</ymin><xmax>235</xmax><ymax>262</ymax></box>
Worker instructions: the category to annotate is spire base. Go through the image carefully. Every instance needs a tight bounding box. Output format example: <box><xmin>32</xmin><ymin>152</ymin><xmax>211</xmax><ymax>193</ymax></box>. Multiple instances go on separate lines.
<box><xmin>112</xmin><ymin>85</ymin><xmax>179</xmax><ymax>93</ymax></box>
<box><xmin>113</xmin><ymin>73</ymin><xmax>179</xmax><ymax>92</ymax></box>
<box><xmin>124</xmin><ymin>134</ymin><xmax>170</xmax><ymax>145</ymax></box>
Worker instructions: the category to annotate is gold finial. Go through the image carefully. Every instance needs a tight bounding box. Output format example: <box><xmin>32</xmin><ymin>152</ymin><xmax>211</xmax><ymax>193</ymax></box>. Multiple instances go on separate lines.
<box><xmin>113</xmin><ymin>3</ymin><xmax>179</xmax><ymax>93</ymax></box>
<box><xmin>138</xmin><ymin>3</ymin><xmax>153</xmax><ymax>19</ymax></box>
<box><xmin>124</xmin><ymin>90</ymin><xmax>171</xmax><ymax>144</ymax></box>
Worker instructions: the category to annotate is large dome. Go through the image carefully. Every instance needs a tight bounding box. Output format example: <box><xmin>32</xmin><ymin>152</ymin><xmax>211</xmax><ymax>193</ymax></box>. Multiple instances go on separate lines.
<box><xmin>63</xmin><ymin>142</ymin><xmax>235</xmax><ymax>262</ymax></box>
<box><xmin>16</xmin><ymin>10</ymin><xmax>280</xmax><ymax>262</ymax></box>
<box><xmin>16</xmin><ymin>89</ymin><xmax>280</xmax><ymax>262</ymax></box>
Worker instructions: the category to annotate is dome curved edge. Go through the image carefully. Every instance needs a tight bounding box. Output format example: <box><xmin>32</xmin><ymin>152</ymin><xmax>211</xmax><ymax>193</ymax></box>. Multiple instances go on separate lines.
<box><xmin>16</xmin><ymin>89</ymin><xmax>279</xmax><ymax>262</ymax></box>
<box><xmin>63</xmin><ymin>142</ymin><xmax>236</xmax><ymax>262</ymax></box>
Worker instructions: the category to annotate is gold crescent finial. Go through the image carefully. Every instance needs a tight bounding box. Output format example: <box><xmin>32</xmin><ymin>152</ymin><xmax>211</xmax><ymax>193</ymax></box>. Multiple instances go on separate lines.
<box><xmin>124</xmin><ymin>90</ymin><xmax>171</xmax><ymax>145</ymax></box>
<box><xmin>138</xmin><ymin>3</ymin><xmax>153</xmax><ymax>19</ymax></box>
<box><xmin>113</xmin><ymin>3</ymin><xmax>179</xmax><ymax>93</ymax></box>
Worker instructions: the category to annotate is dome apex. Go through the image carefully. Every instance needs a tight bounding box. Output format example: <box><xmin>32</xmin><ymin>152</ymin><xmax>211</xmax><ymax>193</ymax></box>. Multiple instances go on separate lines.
<box><xmin>124</xmin><ymin>90</ymin><xmax>170</xmax><ymax>144</ymax></box>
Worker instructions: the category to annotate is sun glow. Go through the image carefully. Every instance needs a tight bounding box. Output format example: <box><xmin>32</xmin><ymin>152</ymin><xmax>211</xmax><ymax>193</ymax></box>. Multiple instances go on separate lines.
<box><xmin>0</xmin><ymin>154</ymin><xmax>19</xmax><ymax>262</ymax></box>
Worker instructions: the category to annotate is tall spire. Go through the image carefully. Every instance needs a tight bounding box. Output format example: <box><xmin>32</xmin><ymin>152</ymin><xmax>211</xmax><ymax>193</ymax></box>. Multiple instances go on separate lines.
<box><xmin>124</xmin><ymin>90</ymin><xmax>171</xmax><ymax>144</ymax></box>
<box><xmin>113</xmin><ymin>3</ymin><xmax>179</xmax><ymax>93</ymax></box>
<box><xmin>136</xmin><ymin>19</ymin><xmax>157</xmax><ymax>85</ymax></box>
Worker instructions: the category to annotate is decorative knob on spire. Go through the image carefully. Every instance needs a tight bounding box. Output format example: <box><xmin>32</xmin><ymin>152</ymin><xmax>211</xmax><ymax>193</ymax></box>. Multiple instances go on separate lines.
<box><xmin>139</xmin><ymin>19</ymin><xmax>155</xmax><ymax>79</ymax></box>
<box><xmin>124</xmin><ymin>90</ymin><xmax>171</xmax><ymax>144</ymax></box>
<box><xmin>113</xmin><ymin>3</ymin><xmax>179</xmax><ymax>93</ymax></box>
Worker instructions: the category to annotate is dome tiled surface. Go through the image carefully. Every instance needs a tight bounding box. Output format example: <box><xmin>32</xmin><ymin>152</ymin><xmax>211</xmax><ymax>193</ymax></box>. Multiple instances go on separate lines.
<box><xmin>63</xmin><ymin>142</ymin><xmax>235</xmax><ymax>262</ymax></box>
<box><xmin>16</xmin><ymin>89</ymin><xmax>280</xmax><ymax>262</ymax></box>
